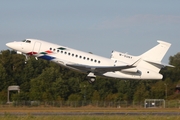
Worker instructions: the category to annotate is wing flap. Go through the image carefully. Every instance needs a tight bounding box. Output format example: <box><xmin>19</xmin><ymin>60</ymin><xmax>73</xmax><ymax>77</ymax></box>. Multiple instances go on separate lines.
<box><xmin>66</xmin><ymin>64</ymin><xmax>135</xmax><ymax>73</ymax></box>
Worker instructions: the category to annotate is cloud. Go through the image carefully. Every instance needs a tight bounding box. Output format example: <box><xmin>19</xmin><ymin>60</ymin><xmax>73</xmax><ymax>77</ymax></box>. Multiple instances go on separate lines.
<box><xmin>94</xmin><ymin>14</ymin><xmax>180</xmax><ymax>30</ymax></box>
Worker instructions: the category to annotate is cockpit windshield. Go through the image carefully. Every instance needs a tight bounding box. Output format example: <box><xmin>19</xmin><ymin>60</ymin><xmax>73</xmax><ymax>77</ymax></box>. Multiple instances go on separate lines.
<box><xmin>22</xmin><ymin>39</ymin><xmax>31</xmax><ymax>43</ymax></box>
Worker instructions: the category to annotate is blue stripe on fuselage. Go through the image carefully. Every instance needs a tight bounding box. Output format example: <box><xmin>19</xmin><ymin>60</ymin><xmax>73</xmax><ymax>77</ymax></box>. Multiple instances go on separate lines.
<box><xmin>39</xmin><ymin>55</ymin><xmax>55</xmax><ymax>60</ymax></box>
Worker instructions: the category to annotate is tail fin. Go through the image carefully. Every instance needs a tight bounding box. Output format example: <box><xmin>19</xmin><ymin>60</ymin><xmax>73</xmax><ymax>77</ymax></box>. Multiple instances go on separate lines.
<box><xmin>141</xmin><ymin>40</ymin><xmax>171</xmax><ymax>62</ymax></box>
<box><xmin>138</xmin><ymin>40</ymin><xmax>173</xmax><ymax>73</ymax></box>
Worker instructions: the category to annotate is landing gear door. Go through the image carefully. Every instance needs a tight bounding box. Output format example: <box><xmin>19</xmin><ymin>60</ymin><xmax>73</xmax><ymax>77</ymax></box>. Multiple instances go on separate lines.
<box><xmin>33</xmin><ymin>42</ymin><xmax>41</xmax><ymax>54</ymax></box>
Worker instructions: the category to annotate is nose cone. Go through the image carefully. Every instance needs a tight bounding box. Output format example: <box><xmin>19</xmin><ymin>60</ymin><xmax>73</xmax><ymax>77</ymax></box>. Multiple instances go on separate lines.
<box><xmin>6</xmin><ymin>42</ymin><xmax>14</xmax><ymax>49</ymax></box>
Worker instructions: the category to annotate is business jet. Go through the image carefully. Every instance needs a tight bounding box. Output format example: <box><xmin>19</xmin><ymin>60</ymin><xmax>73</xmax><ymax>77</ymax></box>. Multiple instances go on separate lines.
<box><xmin>6</xmin><ymin>39</ymin><xmax>173</xmax><ymax>83</ymax></box>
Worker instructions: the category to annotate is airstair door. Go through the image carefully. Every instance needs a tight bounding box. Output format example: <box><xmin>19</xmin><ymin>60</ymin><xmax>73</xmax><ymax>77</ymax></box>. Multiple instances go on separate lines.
<box><xmin>33</xmin><ymin>42</ymin><xmax>41</xmax><ymax>54</ymax></box>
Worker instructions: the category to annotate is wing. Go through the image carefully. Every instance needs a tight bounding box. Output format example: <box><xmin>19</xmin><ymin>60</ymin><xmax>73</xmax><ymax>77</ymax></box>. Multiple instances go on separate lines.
<box><xmin>66</xmin><ymin>64</ymin><xmax>135</xmax><ymax>73</ymax></box>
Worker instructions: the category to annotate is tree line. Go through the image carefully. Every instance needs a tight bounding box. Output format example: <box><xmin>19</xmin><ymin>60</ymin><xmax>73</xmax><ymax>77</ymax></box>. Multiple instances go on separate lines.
<box><xmin>0</xmin><ymin>50</ymin><xmax>180</xmax><ymax>102</ymax></box>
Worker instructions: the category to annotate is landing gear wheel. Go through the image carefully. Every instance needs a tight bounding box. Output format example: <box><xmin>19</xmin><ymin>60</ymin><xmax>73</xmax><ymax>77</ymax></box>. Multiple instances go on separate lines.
<box><xmin>88</xmin><ymin>77</ymin><xmax>96</xmax><ymax>84</ymax></box>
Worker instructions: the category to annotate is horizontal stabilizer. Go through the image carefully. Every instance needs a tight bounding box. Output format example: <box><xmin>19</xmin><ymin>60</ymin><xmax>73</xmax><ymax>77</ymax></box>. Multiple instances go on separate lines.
<box><xmin>144</xmin><ymin>59</ymin><xmax>174</xmax><ymax>68</ymax></box>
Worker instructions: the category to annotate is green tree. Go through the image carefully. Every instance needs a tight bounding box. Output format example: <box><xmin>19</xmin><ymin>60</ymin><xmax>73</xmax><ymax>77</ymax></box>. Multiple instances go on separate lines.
<box><xmin>0</xmin><ymin>90</ymin><xmax>7</xmax><ymax>101</ymax></box>
<box><xmin>150</xmin><ymin>81</ymin><xmax>166</xmax><ymax>99</ymax></box>
<box><xmin>91</xmin><ymin>90</ymin><xmax>100</xmax><ymax>101</ymax></box>
<box><xmin>162</xmin><ymin>52</ymin><xmax>180</xmax><ymax>82</ymax></box>
<box><xmin>133</xmin><ymin>82</ymin><xmax>149</xmax><ymax>101</ymax></box>
<box><xmin>68</xmin><ymin>94</ymin><xmax>82</xmax><ymax>101</ymax></box>
<box><xmin>52</xmin><ymin>77</ymin><xmax>70</xmax><ymax>100</ymax></box>
<box><xmin>0</xmin><ymin>63</ymin><xmax>8</xmax><ymax>90</ymax></box>
<box><xmin>105</xmin><ymin>93</ymin><xmax>119</xmax><ymax>102</ymax></box>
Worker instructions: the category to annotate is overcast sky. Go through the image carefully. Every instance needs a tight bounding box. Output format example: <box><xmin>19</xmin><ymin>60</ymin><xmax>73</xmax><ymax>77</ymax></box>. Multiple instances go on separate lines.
<box><xmin>1</xmin><ymin>0</ymin><xmax>180</xmax><ymax>63</ymax></box>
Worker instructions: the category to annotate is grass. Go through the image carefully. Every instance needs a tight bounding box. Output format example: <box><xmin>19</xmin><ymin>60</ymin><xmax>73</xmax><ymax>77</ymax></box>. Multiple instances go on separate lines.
<box><xmin>0</xmin><ymin>106</ymin><xmax>180</xmax><ymax>113</ymax></box>
<box><xmin>0</xmin><ymin>106</ymin><xmax>180</xmax><ymax>120</ymax></box>
<box><xmin>1</xmin><ymin>115</ymin><xmax>180</xmax><ymax>120</ymax></box>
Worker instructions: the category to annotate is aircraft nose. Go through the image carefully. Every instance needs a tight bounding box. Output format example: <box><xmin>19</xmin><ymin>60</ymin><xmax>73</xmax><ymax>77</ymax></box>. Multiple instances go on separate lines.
<box><xmin>6</xmin><ymin>42</ymin><xmax>14</xmax><ymax>48</ymax></box>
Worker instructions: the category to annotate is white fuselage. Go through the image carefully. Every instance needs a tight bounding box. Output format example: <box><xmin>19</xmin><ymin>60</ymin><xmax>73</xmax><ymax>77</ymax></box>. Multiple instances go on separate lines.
<box><xmin>6</xmin><ymin>39</ymin><xmax>169</xmax><ymax>80</ymax></box>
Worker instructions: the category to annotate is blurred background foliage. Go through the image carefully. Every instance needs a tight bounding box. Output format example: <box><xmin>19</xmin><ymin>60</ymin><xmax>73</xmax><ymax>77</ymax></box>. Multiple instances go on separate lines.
<box><xmin>0</xmin><ymin>50</ymin><xmax>180</xmax><ymax>102</ymax></box>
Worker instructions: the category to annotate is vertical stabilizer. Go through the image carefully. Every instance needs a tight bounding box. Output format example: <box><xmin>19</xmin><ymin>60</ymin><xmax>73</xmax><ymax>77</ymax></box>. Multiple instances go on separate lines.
<box><xmin>141</xmin><ymin>40</ymin><xmax>171</xmax><ymax>62</ymax></box>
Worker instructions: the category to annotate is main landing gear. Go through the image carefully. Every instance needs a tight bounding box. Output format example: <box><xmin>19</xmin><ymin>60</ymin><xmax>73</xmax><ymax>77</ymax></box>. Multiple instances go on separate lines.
<box><xmin>86</xmin><ymin>72</ymin><xmax>96</xmax><ymax>84</ymax></box>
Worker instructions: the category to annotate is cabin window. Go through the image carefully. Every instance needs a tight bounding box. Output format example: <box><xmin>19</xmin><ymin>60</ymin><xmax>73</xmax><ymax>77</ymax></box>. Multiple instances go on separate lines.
<box><xmin>72</xmin><ymin>54</ymin><xmax>74</xmax><ymax>56</ymax></box>
<box><xmin>57</xmin><ymin>50</ymin><xmax>59</xmax><ymax>52</ymax></box>
<box><xmin>64</xmin><ymin>52</ymin><xmax>67</xmax><ymax>54</ymax></box>
<box><xmin>91</xmin><ymin>59</ymin><xmax>93</xmax><ymax>61</ymax></box>
<box><xmin>68</xmin><ymin>53</ymin><xmax>71</xmax><ymax>55</ymax></box>
<box><xmin>83</xmin><ymin>57</ymin><xmax>86</xmax><ymax>59</ymax></box>
<box><xmin>79</xmin><ymin>56</ymin><xmax>82</xmax><ymax>58</ymax></box>
<box><xmin>87</xmin><ymin>58</ymin><xmax>89</xmax><ymax>60</ymax></box>
<box><xmin>50</xmin><ymin>48</ymin><xmax>52</xmax><ymax>50</ymax></box>
<box><xmin>98</xmin><ymin>61</ymin><xmax>100</xmax><ymax>63</ymax></box>
<box><xmin>76</xmin><ymin>55</ymin><xmax>78</xmax><ymax>57</ymax></box>
<box><xmin>94</xmin><ymin>60</ymin><xmax>97</xmax><ymax>62</ymax></box>
<box><xmin>53</xmin><ymin>49</ymin><xmax>56</xmax><ymax>51</ymax></box>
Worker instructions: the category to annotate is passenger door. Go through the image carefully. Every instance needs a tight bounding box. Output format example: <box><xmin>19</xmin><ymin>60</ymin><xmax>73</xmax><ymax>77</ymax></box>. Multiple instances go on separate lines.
<box><xmin>33</xmin><ymin>42</ymin><xmax>41</xmax><ymax>54</ymax></box>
